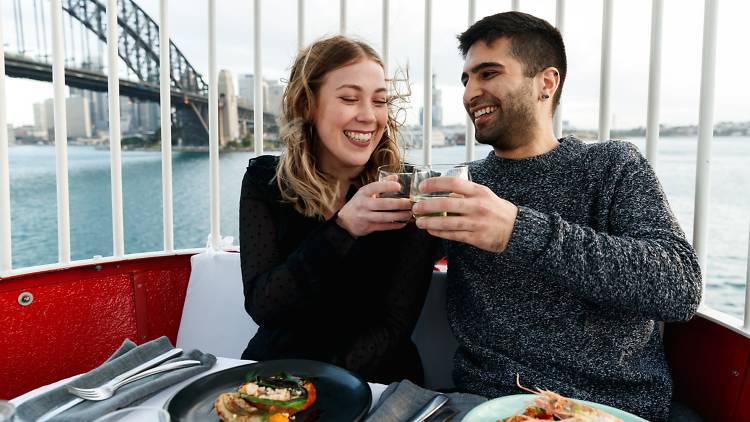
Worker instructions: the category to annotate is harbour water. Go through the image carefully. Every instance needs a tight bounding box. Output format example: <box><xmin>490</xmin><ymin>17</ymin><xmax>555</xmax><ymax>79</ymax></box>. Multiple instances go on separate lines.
<box><xmin>5</xmin><ymin>136</ymin><xmax>750</xmax><ymax>318</ymax></box>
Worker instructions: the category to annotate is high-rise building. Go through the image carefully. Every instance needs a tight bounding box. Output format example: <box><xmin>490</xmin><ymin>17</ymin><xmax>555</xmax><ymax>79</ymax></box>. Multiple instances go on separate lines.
<box><xmin>6</xmin><ymin>125</ymin><xmax>15</xmax><ymax>145</ymax></box>
<box><xmin>419</xmin><ymin>74</ymin><xmax>443</xmax><ymax>128</ymax></box>
<box><xmin>43</xmin><ymin>99</ymin><xmax>56</xmax><ymax>133</ymax></box>
<box><xmin>432</xmin><ymin>74</ymin><xmax>443</xmax><ymax>128</ymax></box>
<box><xmin>119</xmin><ymin>97</ymin><xmax>135</xmax><ymax>133</ymax></box>
<box><xmin>71</xmin><ymin>87</ymin><xmax>108</xmax><ymax>132</ymax></box>
<box><xmin>38</xmin><ymin>97</ymin><xmax>94</xmax><ymax>140</ymax></box>
<box><xmin>135</xmin><ymin>101</ymin><xmax>160</xmax><ymax>133</ymax></box>
<box><xmin>219</xmin><ymin>69</ymin><xmax>239</xmax><ymax>143</ymax></box>
<box><xmin>238</xmin><ymin>74</ymin><xmax>268</xmax><ymax>109</ymax></box>
<box><xmin>266</xmin><ymin>79</ymin><xmax>284</xmax><ymax>117</ymax></box>
<box><xmin>33</xmin><ymin>102</ymin><xmax>48</xmax><ymax>133</ymax></box>
<box><xmin>237</xmin><ymin>74</ymin><xmax>284</xmax><ymax>115</ymax></box>
<box><xmin>66</xmin><ymin>96</ymin><xmax>92</xmax><ymax>138</ymax></box>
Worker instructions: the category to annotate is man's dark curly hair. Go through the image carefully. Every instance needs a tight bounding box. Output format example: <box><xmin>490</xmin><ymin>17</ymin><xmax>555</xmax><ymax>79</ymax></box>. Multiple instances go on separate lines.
<box><xmin>458</xmin><ymin>11</ymin><xmax>567</xmax><ymax>112</ymax></box>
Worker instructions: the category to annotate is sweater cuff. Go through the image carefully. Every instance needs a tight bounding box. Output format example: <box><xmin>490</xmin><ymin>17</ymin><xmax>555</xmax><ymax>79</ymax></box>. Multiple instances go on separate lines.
<box><xmin>503</xmin><ymin>206</ymin><xmax>553</xmax><ymax>266</ymax></box>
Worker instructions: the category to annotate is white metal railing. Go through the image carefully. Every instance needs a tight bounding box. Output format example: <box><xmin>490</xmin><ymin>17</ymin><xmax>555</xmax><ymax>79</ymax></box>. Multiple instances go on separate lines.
<box><xmin>160</xmin><ymin>0</ymin><xmax>174</xmax><ymax>252</ymax></box>
<box><xmin>0</xmin><ymin>0</ymin><xmax>10</xmax><ymax>272</ymax></box>
<box><xmin>106</xmin><ymin>0</ymin><xmax>124</xmax><ymax>258</ymax></box>
<box><xmin>464</xmin><ymin>0</ymin><xmax>476</xmax><ymax>162</ymax></box>
<box><xmin>746</xmin><ymin>223</ymin><xmax>750</xmax><ymax>330</ymax></box>
<box><xmin>693</xmin><ymin>0</ymin><xmax>719</xmax><ymax>275</ymax></box>
<box><xmin>382</xmin><ymin>0</ymin><xmax>389</xmax><ymax>75</ymax></box>
<box><xmin>645</xmin><ymin>0</ymin><xmax>663</xmax><ymax>169</ymax></box>
<box><xmin>298</xmin><ymin>0</ymin><xmax>305</xmax><ymax>50</ymax></box>
<box><xmin>209</xmin><ymin>0</ymin><xmax>221</xmax><ymax>250</ymax></box>
<box><xmin>339</xmin><ymin>0</ymin><xmax>347</xmax><ymax>35</ymax></box>
<box><xmin>422</xmin><ymin>0</ymin><xmax>432</xmax><ymax>166</ymax></box>
<box><xmin>50</xmin><ymin>0</ymin><xmax>71</xmax><ymax>264</ymax></box>
<box><xmin>552</xmin><ymin>0</ymin><xmax>565</xmax><ymax>139</ymax></box>
<box><xmin>598</xmin><ymin>0</ymin><xmax>613</xmax><ymax>141</ymax></box>
<box><xmin>0</xmin><ymin>0</ymin><xmax>747</xmax><ymax>333</ymax></box>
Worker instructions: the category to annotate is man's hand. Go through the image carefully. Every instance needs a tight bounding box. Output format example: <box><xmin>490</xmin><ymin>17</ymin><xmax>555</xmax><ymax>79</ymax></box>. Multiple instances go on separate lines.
<box><xmin>412</xmin><ymin>176</ymin><xmax>519</xmax><ymax>252</ymax></box>
<box><xmin>336</xmin><ymin>180</ymin><xmax>413</xmax><ymax>238</ymax></box>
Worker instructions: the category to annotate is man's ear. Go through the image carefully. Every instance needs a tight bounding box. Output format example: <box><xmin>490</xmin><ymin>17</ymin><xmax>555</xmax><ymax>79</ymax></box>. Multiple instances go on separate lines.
<box><xmin>539</xmin><ymin>67</ymin><xmax>560</xmax><ymax>101</ymax></box>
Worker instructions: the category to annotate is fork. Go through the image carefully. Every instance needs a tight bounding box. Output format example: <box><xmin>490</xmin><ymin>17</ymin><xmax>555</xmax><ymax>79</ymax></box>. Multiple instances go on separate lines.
<box><xmin>39</xmin><ymin>348</ymin><xmax>185</xmax><ymax>421</ymax></box>
<box><xmin>66</xmin><ymin>359</ymin><xmax>202</xmax><ymax>400</ymax></box>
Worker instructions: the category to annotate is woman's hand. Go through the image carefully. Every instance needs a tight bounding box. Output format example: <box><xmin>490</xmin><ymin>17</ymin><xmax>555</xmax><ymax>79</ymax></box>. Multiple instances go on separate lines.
<box><xmin>335</xmin><ymin>180</ymin><xmax>413</xmax><ymax>237</ymax></box>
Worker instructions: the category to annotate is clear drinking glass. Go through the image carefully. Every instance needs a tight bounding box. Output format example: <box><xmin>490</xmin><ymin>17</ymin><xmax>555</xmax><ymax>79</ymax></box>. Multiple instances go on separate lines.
<box><xmin>410</xmin><ymin>164</ymin><xmax>471</xmax><ymax>218</ymax></box>
<box><xmin>377</xmin><ymin>163</ymin><xmax>414</xmax><ymax>199</ymax></box>
<box><xmin>92</xmin><ymin>407</ymin><xmax>170</xmax><ymax>422</ymax></box>
<box><xmin>0</xmin><ymin>401</ymin><xmax>14</xmax><ymax>422</ymax></box>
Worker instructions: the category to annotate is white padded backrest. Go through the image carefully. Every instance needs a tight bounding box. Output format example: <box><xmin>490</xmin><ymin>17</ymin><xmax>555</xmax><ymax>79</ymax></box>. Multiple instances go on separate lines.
<box><xmin>176</xmin><ymin>251</ymin><xmax>457</xmax><ymax>388</ymax></box>
<box><xmin>176</xmin><ymin>251</ymin><xmax>258</xmax><ymax>358</ymax></box>
<box><xmin>412</xmin><ymin>271</ymin><xmax>458</xmax><ymax>390</ymax></box>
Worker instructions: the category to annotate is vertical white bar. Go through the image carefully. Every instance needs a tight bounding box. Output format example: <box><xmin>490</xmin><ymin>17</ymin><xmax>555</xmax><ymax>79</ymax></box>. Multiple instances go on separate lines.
<box><xmin>692</xmin><ymin>0</ymin><xmax>719</xmax><ymax>276</ymax></box>
<box><xmin>160</xmin><ymin>0</ymin><xmax>174</xmax><ymax>252</ymax></box>
<box><xmin>645</xmin><ymin>0</ymin><xmax>663</xmax><ymax>168</ymax></box>
<box><xmin>50</xmin><ymin>0</ymin><xmax>70</xmax><ymax>263</ymax></box>
<box><xmin>553</xmin><ymin>0</ymin><xmax>565</xmax><ymax>138</ymax></box>
<box><xmin>423</xmin><ymin>0</ymin><xmax>432</xmax><ymax>166</ymax></box>
<box><xmin>254</xmin><ymin>0</ymin><xmax>264</xmax><ymax>156</ymax></box>
<box><xmin>465</xmin><ymin>0</ymin><xmax>475</xmax><ymax>162</ymax></box>
<box><xmin>382</xmin><ymin>0</ymin><xmax>389</xmax><ymax>74</ymax></box>
<box><xmin>598</xmin><ymin>0</ymin><xmax>613</xmax><ymax>141</ymax></box>
<box><xmin>0</xmin><ymin>0</ymin><xmax>11</xmax><ymax>272</ymax></box>
<box><xmin>745</xmin><ymin>224</ymin><xmax>750</xmax><ymax>330</ymax></box>
<box><xmin>340</xmin><ymin>0</ymin><xmax>347</xmax><ymax>35</ymax></box>
<box><xmin>297</xmin><ymin>0</ymin><xmax>304</xmax><ymax>50</ymax></box>
<box><xmin>106</xmin><ymin>0</ymin><xmax>124</xmax><ymax>257</ymax></box>
<box><xmin>512</xmin><ymin>0</ymin><xmax>520</xmax><ymax>11</ymax></box>
<box><xmin>208</xmin><ymin>0</ymin><xmax>221</xmax><ymax>250</ymax></box>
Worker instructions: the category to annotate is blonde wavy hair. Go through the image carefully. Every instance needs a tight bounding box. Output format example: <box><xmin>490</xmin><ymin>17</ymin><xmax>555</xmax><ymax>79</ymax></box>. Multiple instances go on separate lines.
<box><xmin>276</xmin><ymin>35</ymin><xmax>407</xmax><ymax>219</ymax></box>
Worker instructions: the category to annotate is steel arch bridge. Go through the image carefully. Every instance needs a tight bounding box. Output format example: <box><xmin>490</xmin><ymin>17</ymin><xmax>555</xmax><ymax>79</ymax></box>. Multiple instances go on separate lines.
<box><xmin>4</xmin><ymin>0</ymin><xmax>276</xmax><ymax>146</ymax></box>
<box><xmin>63</xmin><ymin>0</ymin><xmax>207</xmax><ymax>96</ymax></box>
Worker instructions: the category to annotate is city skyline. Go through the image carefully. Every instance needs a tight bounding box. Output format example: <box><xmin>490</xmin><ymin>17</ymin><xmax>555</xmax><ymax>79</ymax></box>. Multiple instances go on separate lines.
<box><xmin>2</xmin><ymin>0</ymin><xmax>749</xmax><ymax>131</ymax></box>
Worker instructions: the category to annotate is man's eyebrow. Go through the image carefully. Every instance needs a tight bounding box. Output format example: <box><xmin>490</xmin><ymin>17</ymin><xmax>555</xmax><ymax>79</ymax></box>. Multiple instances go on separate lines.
<box><xmin>461</xmin><ymin>62</ymin><xmax>505</xmax><ymax>85</ymax></box>
<box><xmin>336</xmin><ymin>84</ymin><xmax>387</xmax><ymax>93</ymax></box>
<box><xmin>469</xmin><ymin>62</ymin><xmax>505</xmax><ymax>74</ymax></box>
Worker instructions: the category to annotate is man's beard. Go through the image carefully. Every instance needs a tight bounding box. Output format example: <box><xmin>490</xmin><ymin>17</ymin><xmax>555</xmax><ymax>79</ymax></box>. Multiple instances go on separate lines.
<box><xmin>473</xmin><ymin>82</ymin><xmax>537</xmax><ymax>151</ymax></box>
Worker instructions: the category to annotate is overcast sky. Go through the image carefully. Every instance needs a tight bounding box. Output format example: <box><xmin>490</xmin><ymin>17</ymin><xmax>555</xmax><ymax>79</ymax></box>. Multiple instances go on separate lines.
<box><xmin>2</xmin><ymin>0</ymin><xmax>748</xmax><ymax>129</ymax></box>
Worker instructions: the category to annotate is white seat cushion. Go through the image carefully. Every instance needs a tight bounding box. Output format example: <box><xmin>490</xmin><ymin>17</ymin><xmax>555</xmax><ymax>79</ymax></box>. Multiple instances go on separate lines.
<box><xmin>176</xmin><ymin>251</ymin><xmax>258</xmax><ymax>358</ymax></box>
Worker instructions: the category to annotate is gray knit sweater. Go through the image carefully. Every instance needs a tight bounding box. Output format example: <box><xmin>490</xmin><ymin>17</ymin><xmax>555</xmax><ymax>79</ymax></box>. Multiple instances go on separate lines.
<box><xmin>445</xmin><ymin>136</ymin><xmax>702</xmax><ymax>422</ymax></box>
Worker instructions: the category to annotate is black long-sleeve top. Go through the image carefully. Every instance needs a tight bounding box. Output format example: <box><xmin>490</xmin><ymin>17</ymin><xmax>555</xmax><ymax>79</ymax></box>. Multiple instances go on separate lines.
<box><xmin>239</xmin><ymin>155</ymin><xmax>436</xmax><ymax>385</ymax></box>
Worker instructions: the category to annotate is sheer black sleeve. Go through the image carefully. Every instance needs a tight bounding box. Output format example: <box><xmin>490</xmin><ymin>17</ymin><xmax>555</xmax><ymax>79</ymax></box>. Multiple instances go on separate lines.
<box><xmin>239</xmin><ymin>164</ymin><xmax>356</xmax><ymax>329</ymax></box>
<box><xmin>335</xmin><ymin>227</ymin><xmax>439</xmax><ymax>378</ymax></box>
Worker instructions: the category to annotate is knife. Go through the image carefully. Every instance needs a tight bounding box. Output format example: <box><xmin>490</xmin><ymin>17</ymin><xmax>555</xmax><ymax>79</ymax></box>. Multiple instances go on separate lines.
<box><xmin>405</xmin><ymin>394</ymin><xmax>450</xmax><ymax>422</ymax></box>
<box><xmin>37</xmin><ymin>347</ymin><xmax>183</xmax><ymax>422</ymax></box>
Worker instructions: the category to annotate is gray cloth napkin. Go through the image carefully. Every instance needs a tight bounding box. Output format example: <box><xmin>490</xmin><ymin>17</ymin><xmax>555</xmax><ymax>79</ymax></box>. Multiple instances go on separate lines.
<box><xmin>366</xmin><ymin>380</ymin><xmax>487</xmax><ymax>422</ymax></box>
<box><xmin>16</xmin><ymin>336</ymin><xmax>216</xmax><ymax>422</ymax></box>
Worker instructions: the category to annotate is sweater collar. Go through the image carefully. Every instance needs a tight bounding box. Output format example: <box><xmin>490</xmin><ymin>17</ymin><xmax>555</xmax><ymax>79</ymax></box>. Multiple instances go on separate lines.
<box><xmin>481</xmin><ymin>135</ymin><xmax>581</xmax><ymax>172</ymax></box>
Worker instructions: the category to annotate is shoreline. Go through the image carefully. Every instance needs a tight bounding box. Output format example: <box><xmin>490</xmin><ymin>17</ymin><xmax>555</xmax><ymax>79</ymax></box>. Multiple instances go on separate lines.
<box><xmin>8</xmin><ymin>134</ymin><xmax>750</xmax><ymax>153</ymax></box>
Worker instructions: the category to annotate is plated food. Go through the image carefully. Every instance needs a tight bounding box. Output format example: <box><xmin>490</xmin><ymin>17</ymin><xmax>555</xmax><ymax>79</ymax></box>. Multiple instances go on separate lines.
<box><xmin>215</xmin><ymin>372</ymin><xmax>317</xmax><ymax>422</ymax></box>
<box><xmin>497</xmin><ymin>376</ymin><xmax>622</xmax><ymax>422</ymax></box>
<box><xmin>498</xmin><ymin>393</ymin><xmax>623</xmax><ymax>422</ymax></box>
<box><xmin>461</xmin><ymin>374</ymin><xmax>644</xmax><ymax>422</ymax></box>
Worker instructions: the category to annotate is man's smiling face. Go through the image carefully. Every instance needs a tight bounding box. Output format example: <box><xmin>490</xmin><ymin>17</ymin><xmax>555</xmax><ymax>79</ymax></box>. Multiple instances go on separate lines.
<box><xmin>462</xmin><ymin>38</ymin><xmax>538</xmax><ymax>151</ymax></box>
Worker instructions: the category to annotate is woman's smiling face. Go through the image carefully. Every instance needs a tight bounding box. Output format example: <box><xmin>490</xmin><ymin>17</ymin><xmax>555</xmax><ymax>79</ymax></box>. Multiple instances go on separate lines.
<box><xmin>313</xmin><ymin>59</ymin><xmax>388</xmax><ymax>177</ymax></box>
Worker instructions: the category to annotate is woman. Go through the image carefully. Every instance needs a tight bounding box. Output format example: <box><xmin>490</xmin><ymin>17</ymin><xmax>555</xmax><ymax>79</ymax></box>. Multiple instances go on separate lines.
<box><xmin>239</xmin><ymin>36</ymin><xmax>436</xmax><ymax>385</ymax></box>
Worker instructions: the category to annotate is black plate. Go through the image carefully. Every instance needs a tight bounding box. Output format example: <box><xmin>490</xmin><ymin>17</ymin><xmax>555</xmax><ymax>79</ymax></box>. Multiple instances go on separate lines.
<box><xmin>165</xmin><ymin>359</ymin><xmax>372</xmax><ymax>422</ymax></box>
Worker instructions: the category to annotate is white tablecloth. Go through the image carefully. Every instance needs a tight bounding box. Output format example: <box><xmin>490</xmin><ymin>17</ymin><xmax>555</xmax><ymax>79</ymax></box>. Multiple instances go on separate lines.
<box><xmin>11</xmin><ymin>357</ymin><xmax>389</xmax><ymax>421</ymax></box>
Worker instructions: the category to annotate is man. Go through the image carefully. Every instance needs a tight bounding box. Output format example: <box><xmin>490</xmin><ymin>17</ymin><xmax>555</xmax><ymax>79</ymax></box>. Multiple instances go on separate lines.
<box><xmin>412</xmin><ymin>11</ymin><xmax>702</xmax><ymax>422</ymax></box>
